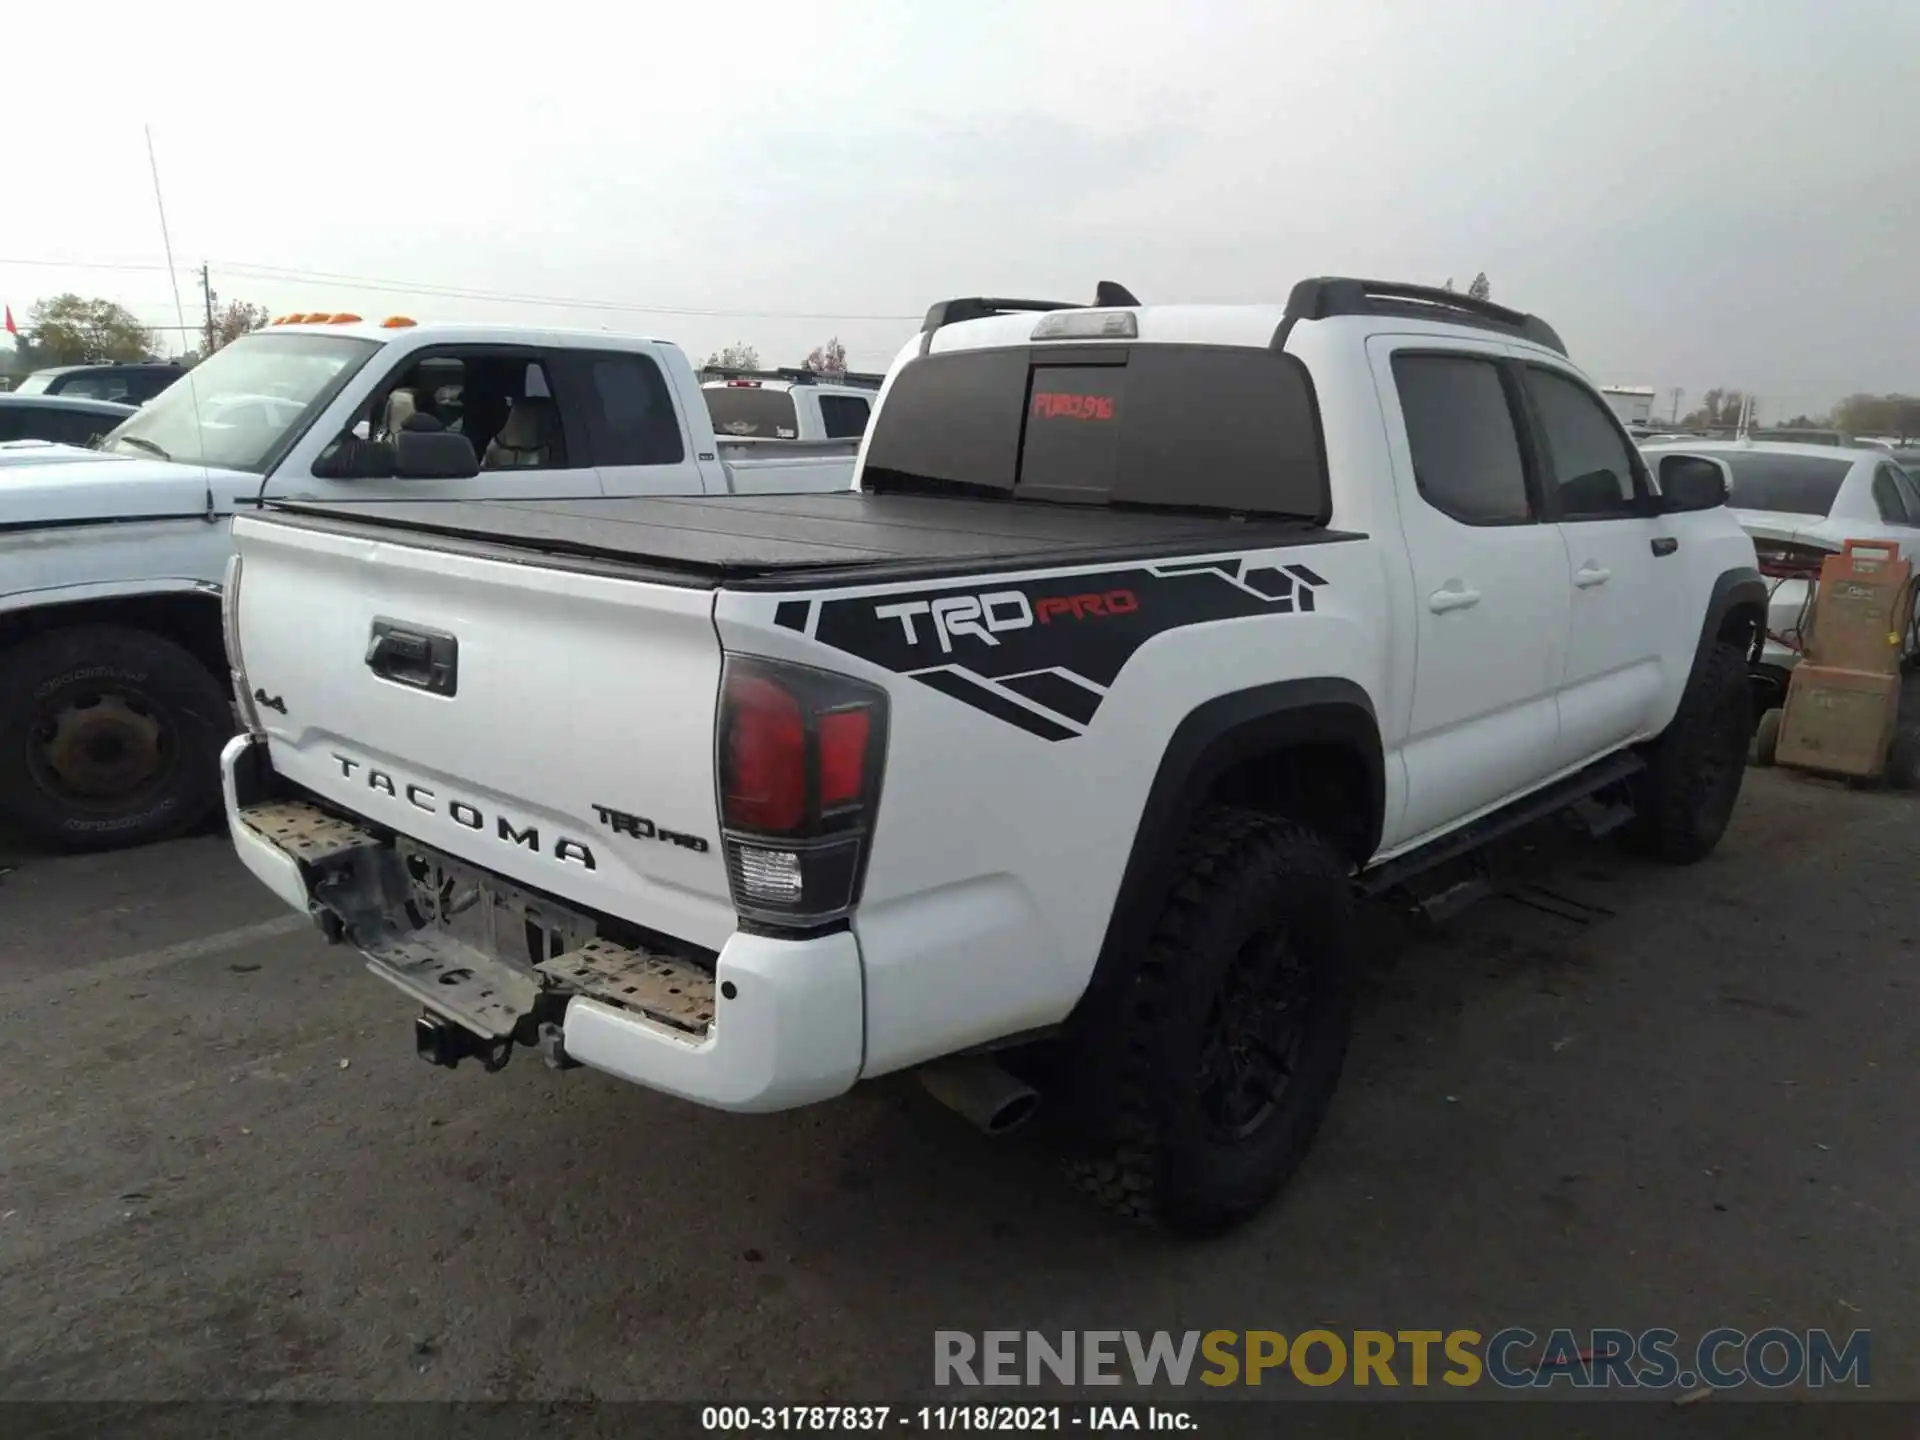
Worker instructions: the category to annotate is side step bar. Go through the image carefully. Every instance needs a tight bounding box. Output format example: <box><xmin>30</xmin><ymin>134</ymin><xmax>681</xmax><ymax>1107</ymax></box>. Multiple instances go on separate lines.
<box><xmin>1358</xmin><ymin>750</ymin><xmax>1644</xmax><ymax>898</ymax></box>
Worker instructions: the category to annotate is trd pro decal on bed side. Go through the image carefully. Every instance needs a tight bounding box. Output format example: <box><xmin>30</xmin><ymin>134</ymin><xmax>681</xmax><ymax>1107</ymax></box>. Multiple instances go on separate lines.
<box><xmin>771</xmin><ymin>558</ymin><xmax>1328</xmax><ymax>741</ymax></box>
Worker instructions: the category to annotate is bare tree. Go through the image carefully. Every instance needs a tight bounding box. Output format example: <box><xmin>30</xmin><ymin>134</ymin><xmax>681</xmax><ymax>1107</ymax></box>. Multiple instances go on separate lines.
<box><xmin>704</xmin><ymin>341</ymin><xmax>760</xmax><ymax>371</ymax></box>
<box><xmin>1832</xmin><ymin>393</ymin><xmax>1920</xmax><ymax>441</ymax></box>
<box><xmin>208</xmin><ymin>299</ymin><xmax>271</xmax><ymax>354</ymax></box>
<box><xmin>804</xmin><ymin>337</ymin><xmax>848</xmax><ymax>377</ymax></box>
<box><xmin>1467</xmin><ymin>272</ymin><xmax>1491</xmax><ymax>301</ymax></box>
<box><xmin>1679</xmin><ymin>388</ymin><xmax>1750</xmax><ymax>429</ymax></box>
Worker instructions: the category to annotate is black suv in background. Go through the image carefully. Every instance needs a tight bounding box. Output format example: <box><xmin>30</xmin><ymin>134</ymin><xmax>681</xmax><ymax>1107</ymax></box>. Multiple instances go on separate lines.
<box><xmin>12</xmin><ymin>360</ymin><xmax>186</xmax><ymax>405</ymax></box>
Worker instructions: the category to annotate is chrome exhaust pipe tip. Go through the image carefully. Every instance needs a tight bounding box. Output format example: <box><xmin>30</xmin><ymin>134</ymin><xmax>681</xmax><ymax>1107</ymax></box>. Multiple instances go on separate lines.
<box><xmin>916</xmin><ymin>1056</ymin><xmax>1041</xmax><ymax>1136</ymax></box>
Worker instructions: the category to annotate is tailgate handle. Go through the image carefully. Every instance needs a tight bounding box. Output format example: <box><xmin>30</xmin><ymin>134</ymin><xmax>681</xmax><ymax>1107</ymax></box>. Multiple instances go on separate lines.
<box><xmin>366</xmin><ymin>618</ymin><xmax>459</xmax><ymax>697</ymax></box>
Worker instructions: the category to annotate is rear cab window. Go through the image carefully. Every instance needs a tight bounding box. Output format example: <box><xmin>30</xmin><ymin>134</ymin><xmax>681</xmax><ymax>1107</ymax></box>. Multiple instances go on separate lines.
<box><xmin>705</xmin><ymin>384</ymin><xmax>800</xmax><ymax>439</ymax></box>
<box><xmin>861</xmin><ymin>344</ymin><xmax>1328</xmax><ymax>519</ymax></box>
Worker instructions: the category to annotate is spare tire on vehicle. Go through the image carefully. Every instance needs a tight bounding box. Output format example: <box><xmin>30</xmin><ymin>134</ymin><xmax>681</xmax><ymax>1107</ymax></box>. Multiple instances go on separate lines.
<box><xmin>0</xmin><ymin>625</ymin><xmax>232</xmax><ymax>852</ymax></box>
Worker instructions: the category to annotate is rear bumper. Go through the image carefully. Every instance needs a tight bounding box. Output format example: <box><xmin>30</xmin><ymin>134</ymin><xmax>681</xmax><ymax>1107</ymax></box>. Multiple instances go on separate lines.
<box><xmin>220</xmin><ymin>734</ymin><xmax>864</xmax><ymax>1113</ymax></box>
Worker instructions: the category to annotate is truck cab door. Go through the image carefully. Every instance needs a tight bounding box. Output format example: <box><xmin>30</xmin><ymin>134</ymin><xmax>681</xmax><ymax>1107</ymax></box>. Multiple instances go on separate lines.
<box><xmin>1516</xmin><ymin>362</ymin><xmax>1677</xmax><ymax>766</ymax></box>
<box><xmin>548</xmin><ymin>347</ymin><xmax>713</xmax><ymax>497</ymax></box>
<box><xmin>1368</xmin><ymin>337</ymin><xmax>1569</xmax><ymax>846</ymax></box>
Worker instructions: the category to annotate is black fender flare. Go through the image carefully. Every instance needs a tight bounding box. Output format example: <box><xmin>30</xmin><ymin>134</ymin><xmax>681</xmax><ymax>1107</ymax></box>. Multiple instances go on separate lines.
<box><xmin>1052</xmin><ymin>677</ymin><xmax>1383</xmax><ymax>1136</ymax></box>
<box><xmin>1696</xmin><ymin>565</ymin><xmax>1768</xmax><ymax>671</ymax></box>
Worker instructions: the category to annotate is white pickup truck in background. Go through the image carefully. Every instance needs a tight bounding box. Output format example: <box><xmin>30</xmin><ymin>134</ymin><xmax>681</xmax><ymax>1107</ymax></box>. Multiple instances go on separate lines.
<box><xmin>699</xmin><ymin>366</ymin><xmax>884</xmax><ymax>442</ymax></box>
<box><xmin>0</xmin><ymin>315</ymin><xmax>869</xmax><ymax>853</ymax></box>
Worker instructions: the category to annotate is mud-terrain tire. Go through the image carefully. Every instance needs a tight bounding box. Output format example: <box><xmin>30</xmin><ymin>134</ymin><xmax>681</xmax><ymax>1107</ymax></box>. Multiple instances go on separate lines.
<box><xmin>0</xmin><ymin>626</ymin><xmax>231</xmax><ymax>852</ymax></box>
<box><xmin>1067</xmin><ymin>809</ymin><xmax>1355</xmax><ymax>1237</ymax></box>
<box><xmin>1621</xmin><ymin>641</ymin><xmax>1751</xmax><ymax>864</ymax></box>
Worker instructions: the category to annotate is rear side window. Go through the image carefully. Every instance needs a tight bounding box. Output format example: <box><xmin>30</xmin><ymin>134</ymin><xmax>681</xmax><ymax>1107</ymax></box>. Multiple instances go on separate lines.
<box><xmin>1391</xmin><ymin>354</ymin><xmax>1531</xmax><ymax>524</ymax></box>
<box><xmin>581</xmin><ymin>352</ymin><xmax>685</xmax><ymax>466</ymax></box>
<box><xmin>1872</xmin><ymin>466</ymin><xmax>1914</xmax><ymax>524</ymax></box>
<box><xmin>1719</xmin><ymin>453</ymin><xmax>1853</xmax><ymax>517</ymax></box>
<box><xmin>817</xmin><ymin>393</ymin><xmax>871</xmax><ymax>439</ymax></box>
<box><xmin>56</xmin><ymin>373</ymin><xmax>131</xmax><ymax>402</ymax></box>
<box><xmin>125</xmin><ymin>370</ymin><xmax>178</xmax><ymax>403</ymax></box>
<box><xmin>862</xmin><ymin>345</ymin><xmax>1328</xmax><ymax>519</ymax></box>
<box><xmin>1890</xmin><ymin>466</ymin><xmax>1920</xmax><ymax>524</ymax></box>
<box><xmin>706</xmin><ymin>385</ymin><xmax>799</xmax><ymax>439</ymax></box>
<box><xmin>1524</xmin><ymin>366</ymin><xmax>1640</xmax><ymax>519</ymax></box>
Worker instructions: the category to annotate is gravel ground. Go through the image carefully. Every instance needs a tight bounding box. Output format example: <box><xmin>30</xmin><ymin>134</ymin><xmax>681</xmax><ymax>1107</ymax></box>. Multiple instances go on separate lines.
<box><xmin>0</xmin><ymin>769</ymin><xmax>1913</xmax><ymax>1405</ymax></box>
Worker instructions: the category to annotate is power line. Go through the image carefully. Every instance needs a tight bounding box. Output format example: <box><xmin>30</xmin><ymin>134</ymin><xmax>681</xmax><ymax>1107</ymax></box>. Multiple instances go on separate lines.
<box><xmin>4</xmin><ymin>253</ymin><xmax>923</xmax><ymax>327</ymax></box>
<box><xmin>208</xmin><ymin>259</ymin><xmax>921</xmax><ymax>322</ymax></box>
<box><xmin>0</xmin><ymin>257</ymin><xmax>187</xmax><ymax>273</ymax></box>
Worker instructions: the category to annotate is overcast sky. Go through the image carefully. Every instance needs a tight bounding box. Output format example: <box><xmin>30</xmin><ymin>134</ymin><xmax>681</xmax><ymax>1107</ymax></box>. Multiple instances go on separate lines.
<box><xmin>5</xmin><ymin>1</ymin><xmax>1915</xmax><ymax>418</ymax></box>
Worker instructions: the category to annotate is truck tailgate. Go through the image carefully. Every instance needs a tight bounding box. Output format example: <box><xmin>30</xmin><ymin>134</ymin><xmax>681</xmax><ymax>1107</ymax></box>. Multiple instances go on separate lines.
<box><xmin>231</xmin><ymin>509</ymin><xmax>738</xmax><ymax>952</ymax></box>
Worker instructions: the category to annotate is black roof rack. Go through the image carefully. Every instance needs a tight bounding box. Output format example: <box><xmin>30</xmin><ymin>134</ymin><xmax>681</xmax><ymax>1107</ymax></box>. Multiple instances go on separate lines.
<box><xmin>921</xmin><ymin>281</ymin><xmax>1142</xmax><ymax>335</ymax></box>
<box><xmin>1278</xmin><ymin>277</ymin><xmax>1567</xmax><ymax>355</ymax></box>
<box><xmin>698</xmin><ymin>365</ymin><xmax>884</xmax><ymax>390</ymax></box>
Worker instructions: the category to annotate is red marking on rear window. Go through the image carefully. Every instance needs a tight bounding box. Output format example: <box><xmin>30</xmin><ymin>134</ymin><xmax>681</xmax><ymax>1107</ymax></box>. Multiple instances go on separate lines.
<box><xmin>1031</xmin><ymin>392</ymin><xmax>1116</xmax><ymax>422</ymax></box>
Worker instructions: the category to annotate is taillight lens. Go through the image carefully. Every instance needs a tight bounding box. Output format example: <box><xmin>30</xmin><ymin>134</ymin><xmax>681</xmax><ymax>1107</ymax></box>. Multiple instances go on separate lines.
<box><xmin>722</xmin><ymin>675</ymin><xmax>807</xmax><ymax>831</ymax></box>
<box><xmin>716</xmin><ymin>656</ymin><xmax>888</xmax><ymax>927</ymax></box>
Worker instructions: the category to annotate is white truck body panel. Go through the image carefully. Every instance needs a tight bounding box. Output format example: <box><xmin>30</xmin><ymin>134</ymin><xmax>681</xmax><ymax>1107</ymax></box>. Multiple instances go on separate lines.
<box><xmin>230</xmin><ymin>511</ymin><xmax>738</xmax><ymax>951</ymax></box>
<box><xmin>0</xmin><ymin>441</ymin><xmax>120</xmax><ymax>469</ymax></box>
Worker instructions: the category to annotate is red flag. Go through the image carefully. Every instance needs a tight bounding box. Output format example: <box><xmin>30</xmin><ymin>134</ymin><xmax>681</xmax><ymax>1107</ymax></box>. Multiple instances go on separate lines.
<box><xmin>3</xmin><ymin>305</ymin><xmax>15</xmax><ymax>336</ymax></box>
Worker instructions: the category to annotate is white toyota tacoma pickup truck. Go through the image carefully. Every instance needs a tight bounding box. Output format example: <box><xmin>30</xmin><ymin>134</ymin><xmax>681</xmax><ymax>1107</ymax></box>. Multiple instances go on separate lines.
<box><xmin>0</xmin><ymin>315</ymin><xmax>862</xmax><ymax>853</ymax></box>
<box><xmin>220</xmin><ymin>279</ymin><xmax>1765</xmax><ymax>1234</ymax></box>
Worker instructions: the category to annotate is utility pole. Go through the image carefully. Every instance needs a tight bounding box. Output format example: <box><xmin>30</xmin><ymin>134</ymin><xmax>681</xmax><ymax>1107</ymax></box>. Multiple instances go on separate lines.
<box><xmin>200</xmin><ymin>263</ymin><xmax>216</xmax><ymax>358</ymax></box>
<box><xmin>1669</xmin><ymin>387</ymin><xmax>1684</xmax><ymax>424</ymax></box>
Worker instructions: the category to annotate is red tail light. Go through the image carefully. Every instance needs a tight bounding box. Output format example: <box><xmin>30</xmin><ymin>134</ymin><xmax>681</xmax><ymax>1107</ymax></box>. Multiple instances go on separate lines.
<box><xmin>722</xmin><ymin>675</ymin><xmax>807</xmax><ymax>831</ymax></box>
<box><xmin>716</xmin><ymin>656</ymin><xmax>889</xmax><ymax>928</ymax></box>
<box><xmin>817</xmin><ymin>708</ymin><xmax>872</xmax><ymax>809</ymax></box>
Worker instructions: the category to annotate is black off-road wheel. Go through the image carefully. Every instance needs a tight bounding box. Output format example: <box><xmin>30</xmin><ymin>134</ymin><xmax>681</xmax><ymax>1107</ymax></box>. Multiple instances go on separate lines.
<box><xmin>0</xmin><ymin>626</ymin><xmax>232</xmax><ymax>853</ymax></box>
<box><xmin>1067</xmin><ymin>809</ymin><xmax>1356</xmax><ymax>1237</ymax></box>
<box><xmin>1621</xmin><ymin>640</ymin><xmax>1752</xmax><ymax>864</ymax></box>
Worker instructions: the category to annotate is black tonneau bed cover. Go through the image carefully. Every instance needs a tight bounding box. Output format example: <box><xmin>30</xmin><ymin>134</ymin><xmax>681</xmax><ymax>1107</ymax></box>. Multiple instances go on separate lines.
<box><xmin>260</xmin><ymin>492</ymin><xmax>1348</xmax><ymax>590</ymax></box>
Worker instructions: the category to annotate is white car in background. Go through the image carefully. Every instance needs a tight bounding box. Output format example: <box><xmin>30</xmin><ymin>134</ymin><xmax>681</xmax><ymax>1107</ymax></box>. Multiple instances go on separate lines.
<box><xmin>1640</xmin><ymin>439</ymin><xmax>1920</xmax><ymax>711</ymax></box>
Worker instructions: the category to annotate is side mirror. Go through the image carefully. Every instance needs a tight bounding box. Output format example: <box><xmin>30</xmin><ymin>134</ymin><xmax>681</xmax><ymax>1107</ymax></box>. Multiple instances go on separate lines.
<box><xmin>1655</xmin><ymin>454</ymin><xmax>1729</xmax><ymax>512</ymax></box>
<box><xmin>394</xmin><ymin>417</ymin><xmax>479</xmax><ymax>480</ymax></box>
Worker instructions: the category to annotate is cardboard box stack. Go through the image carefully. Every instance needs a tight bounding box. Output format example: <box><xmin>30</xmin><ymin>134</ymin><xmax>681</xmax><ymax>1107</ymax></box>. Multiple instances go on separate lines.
<box><xmin>1775</xmin><ymin>540</ymin><xmax>1913</xmax><ymax>778</ymax></box>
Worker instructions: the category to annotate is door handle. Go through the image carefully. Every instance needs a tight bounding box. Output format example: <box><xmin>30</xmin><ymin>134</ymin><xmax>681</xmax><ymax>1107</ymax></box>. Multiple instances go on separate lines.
<box><xmin>366</xmin><ymin>617</ymin><xmax>459</xmax><ymax>696</ymax></box>
<box><xmin>1574</xmin><ymin>564</ymin><xmax>1613</xmax><ymax>589</ymax></box>
<box><xmin>1428</xmin><ymin>584</ymin><xmax>1482</xmax><ymax>614</ymax></box>
<box><xmin>1651</xmin><ymin>536</ymin><xmax>1679</xmax><ymax>557</ymax></box>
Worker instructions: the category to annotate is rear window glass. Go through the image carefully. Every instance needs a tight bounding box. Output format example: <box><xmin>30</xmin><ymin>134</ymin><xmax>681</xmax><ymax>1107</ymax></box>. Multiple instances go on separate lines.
<box><xmin>705</xmin><ymin>386</ymin><xmax>799</xmax><ymax>439</ymax></box>
<box><xmin>862</xmin><ymin>345</ymin><xmax>1328</xmax><ymax>519</ymax></box>
<box><xmin>1716</xmin><ymin>453</ymin><xmax>1853</xmax><ymax>517</ymax></box>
